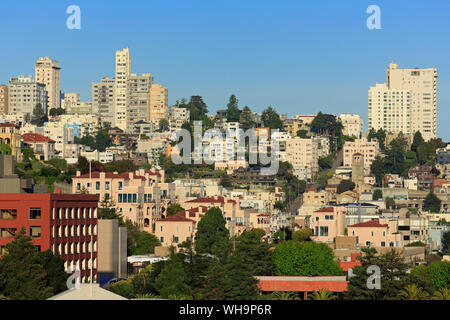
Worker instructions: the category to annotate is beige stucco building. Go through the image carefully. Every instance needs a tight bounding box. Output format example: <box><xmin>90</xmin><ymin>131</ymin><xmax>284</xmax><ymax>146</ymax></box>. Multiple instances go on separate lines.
<box><xmin>8</xmin><ymin>75</ymin><xmax>47</xmax><ymax>116</ymax></box>
<box><xmin>339</xmin><ymin>114</ymin><xmax>363</xmax><ymax>138</ymax></box>
<box><xmin>0</xmin><ymin>85</ymin><xmax>8</xmax><ymax>115</ymax></box>
<box><xmin>92</xmin><ymin>77</ymin><xmax>115</xmax><ymax>125</ymax></box>
<box><xmin>148</xmin><ymin>84</ymin><xmax>168</xmax><ymax>125</ymax></box>
<box><xmin>35</xmin><ymin>57</ymin><xmax>61</xmax><ymax>110</ymax></box>
<box><xmin>114</xmin><ymin>48</ymin><xmax>131</xmax><ymax>131</ymax></box>
<box><xmin>286</xmin><ymin>137</ymin><xmax>319</xmax><ymax>182</ymax></box>
<box><xmin>127</xmin><ymin>73</ymin><xmax>153</xmax><ymax>132</ymax></box>
<box><xmin>368</xmin><ymin>62</ymin><xmax>438</xmax><ymax>141</ymax></box>
<box><xmin>343</xmin><ymin>137</ymin><xmax>380</xmax><ymax>173</ymax></box>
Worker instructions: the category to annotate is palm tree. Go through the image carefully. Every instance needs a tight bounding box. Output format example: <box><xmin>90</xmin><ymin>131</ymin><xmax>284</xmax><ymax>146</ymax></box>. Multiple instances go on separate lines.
<box><xmin>432</xmin><ymin>287</ymin><xmax>450</xmax><ymax>300</ymax></box>
<box><xmin>272</xmin><ymin>291</ymin><xmax>300</xmax><ymax>300</ymax></box>
<box><xmin>309</xmin><ymin>289</ymin><xmax>336</xmax><ymax>300</ymax></box>
<box><xmin>397</xmin><ymin>284</ymin><xmax>430</xmax><ymax>300</ymax></box>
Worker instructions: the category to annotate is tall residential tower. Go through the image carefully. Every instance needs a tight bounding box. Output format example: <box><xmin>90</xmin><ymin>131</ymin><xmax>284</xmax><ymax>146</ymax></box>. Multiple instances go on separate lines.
<box><xmin>368</xmin><ymin>63</ymin><xmax>438</xmax><ymax>141</ymax></box>
<box><xmin>35</xmin><ymin>57</ymin><xmax>61</xmax><ymax>110</ymax></box>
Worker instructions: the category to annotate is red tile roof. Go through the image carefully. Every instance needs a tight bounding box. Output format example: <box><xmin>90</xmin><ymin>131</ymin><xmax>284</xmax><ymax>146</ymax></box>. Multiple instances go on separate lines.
<box><xmin>348</xmin><ymin>220</ymin><xmax>388</xmax><ymax>228</ymax></box>
<box><xmin>314</xmin><ymin>207</ymin><xmax>334</xmax><ymax>213</ymax></box>
<box><xmin>158</xmin><ymin>211</ymin><xmax>195</xmax><ymax>222</ymax></box>
<box><xmin>186</xmin><ymin>196</ymin><xmax>226</xmax><ymax>204</ymax></box>
<box><xmin>0</xmin><ymin>122</ymin><xmax>19</xmax><ymax>128</ymax></box>
<box><xmin>22</xmin><ymin>133</ymin><xmax>55</xmax><ymax>143</ymax></box>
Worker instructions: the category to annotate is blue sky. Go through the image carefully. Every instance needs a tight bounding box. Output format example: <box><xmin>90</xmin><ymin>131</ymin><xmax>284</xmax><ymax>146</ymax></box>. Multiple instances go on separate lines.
<box><xmin>1</xmin><ymin>1</ymin><xmax>449</xmax><ymax>139</ymax></box>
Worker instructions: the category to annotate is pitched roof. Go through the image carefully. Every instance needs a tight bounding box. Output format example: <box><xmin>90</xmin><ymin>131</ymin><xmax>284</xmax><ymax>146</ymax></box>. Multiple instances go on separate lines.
<box><xmin>157</xmin><ymin>211</ymin><xmax>195</xmax><ymax>222</ymax></box>
<box><xmin>348</xmin><ymin>220</ymin><xmax>388</xmax><ymax>228</ymax></box>
<box><xmin>314</xmin><ymin>207</ymin><xmax>335</xmax><ymax>213</ymax></box>
<box><xmin>0</xmin><ymin>122</ymin><xmax>19</xmax><ymax>128</ymax></box>
<box><xmin>22</xmin><ymin>133</ymin><xmax>55</xmax><ymax>143</ymax></box>
<box><xmin>186</xmin><ymin>196</ymin><xmax>226</xmax><ymax>204</ymax></box>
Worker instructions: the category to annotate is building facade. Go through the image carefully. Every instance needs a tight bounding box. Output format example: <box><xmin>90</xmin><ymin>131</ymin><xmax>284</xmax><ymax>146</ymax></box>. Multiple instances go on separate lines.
<box><xmin>35</xmin><ymin>57</ymin><xmax>61</xmax><ymax>110</ymax></box>
<box><xmin>8</xmin><ymin>75</ymin><xmax>48</xmax><ymax>116</ymax></box>
<box><xmin>368</xmin><ymin>63</ymin><xmax>438</xmax><ymax>141</ymax></box>
<box><xmin>0</xmin><ymin>192</ymin><xmax>99</xmax><ymax>282</ymax></box>
<box><xmin>0</xmin><ymin>85</ymin><xmax>8</xmax><ymax>115</ymax></box>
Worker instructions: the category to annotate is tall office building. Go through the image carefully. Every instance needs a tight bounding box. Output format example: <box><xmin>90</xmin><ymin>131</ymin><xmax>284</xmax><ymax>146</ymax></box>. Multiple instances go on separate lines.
<box><xmin>368</xmin><ymin>63</ymin><xmax>438</xmax><ymax>141</ymax></box>
<box><xmin>114</xmin><ymin>48</ymin><xmax>131</xmax><ymax>131</ymax></box>
<box><xmin>35</xmin><ymin>57</ymin><xmax>61</xmax><ymax>110</ymax></box>
<box><xmin>148</xmin><ymin>84</ymin><xmax>168</xmax><ymax>125</ymax></box>
<box><xmin>127</xmin><ymin>73</ymin><xmax>153</xmax><ymax>132</ymax></box>
<box><xmin>92</xmin><ymin>77</ymin><xmax>115</xmax><ymax>125</ymax></box>
<box><xmin>0</xmin><ymin>85</ymin><xmax>8</xmax><ymax>115</ymax></box>
<box><xmin>8</xmin><ymin>75</ymin><xmax>47</xmax><ymax>116</ymax></box>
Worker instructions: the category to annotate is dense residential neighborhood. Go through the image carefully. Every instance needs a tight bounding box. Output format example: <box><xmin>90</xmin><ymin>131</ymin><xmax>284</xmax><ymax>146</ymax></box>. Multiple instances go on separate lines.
<box><xmin>0</xmin><ymin>0</ymin><xmax>450</xmax><ymax>306</ymax></box>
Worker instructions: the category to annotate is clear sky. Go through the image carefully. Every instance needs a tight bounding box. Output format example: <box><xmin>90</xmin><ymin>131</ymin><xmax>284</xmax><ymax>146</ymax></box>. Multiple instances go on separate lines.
<box><xmin>1</xmin><ymin>1</ymin><xmax>449</xmax><ymax>139</ymax></box>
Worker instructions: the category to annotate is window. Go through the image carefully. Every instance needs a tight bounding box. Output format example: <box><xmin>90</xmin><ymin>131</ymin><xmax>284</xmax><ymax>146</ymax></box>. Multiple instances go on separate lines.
<box><xmin>0</xmin><ymin>209</ymin><xmax>17</xmax><ymax>220</ymax></box>
<box><xmin>96</xmin><ymin>181</ymin><xmax>100</xmax><ymax>190</ymax></box>
<box><xmin>381</xmin><ymin>242</ymin><xmax>385</xmax><ymax>247</ymax></box>
<box><xmin>174</xmin><ymin>236</ymin><xmax>179</xmax><ymax>243</ymax></box>
<box><xmin>118</xmin><ymin>181</ymin><xmax>123</xmax><ymax>190</ymax></box>
<box><xmin>29</xmin><ymin>208</ymin><xmax>41</xmax><ymax>220</ymax></box>
<box><xmin>105</xmin><ymin>181</ymin><xmax>110</xmax><ymax>191</ymax></box>
<box><xmin>29</xmin><ymin>226</ymin><xmax>41</xmax><ymax>238</ymax></box>
<box><xmin>319</xmin><ymin>226</ymin><xmax>328</xmax><ymax>237</ymax></box>
<box><xmin>160</xmin><ymin>237</ymin><xmax>164</xmax><ymax>243</ymax></box>
<box><xmin>76</xmin><ymin>183</ymin><xmax>81</xmax><ymax>191</ymax></box>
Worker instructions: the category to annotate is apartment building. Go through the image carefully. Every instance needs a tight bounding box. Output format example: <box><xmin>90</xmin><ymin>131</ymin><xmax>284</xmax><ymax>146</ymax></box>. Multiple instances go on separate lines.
<box><xmin>127</xmin><ymin>73</ymin><xmax>153</xmax><ymax>132</ymax></box>
<box><xmin>8</xmin><ymin>75</ymin><xmax>47</xmax><ymax>116</ymax></box>
<box><xmin>72</xmin><ymin>169</ymin><xmax>174</xmax><ymax>232</ymax></box>
<box><xmin>0</xmin><ymin>85</ymin><xmax>8</xmax><ymax>115</ymax></box>
<box><xmin>368</xmin><ymin>62</ymin><xmax>438</xmax><ymax>141</ymax></box>
<box><xmin>35</xmin><ymin>57</ymin><xmax>61</xmax><ymax>110</ymax></box>
<box><xmin>339</xmin><ymin>114</ymin><xmax>363</xmax><ymax>138</ymax></box>
<box><xmin>0</xmin><ymin>192</ymin><xmax>99</xmax><ymax>282</ymax></box>
<box><xmin>168</xmin><ymin>106</ymin><xmax>190</xmax><ymax>132</ymax></box>
<box><xmin>61</xmin><ymin>93</ymin><xmax>80</xmax><ymax>110</ymax></box>
<box><xmin>286</xmin><ymin>137</ymin><xmax>319</xmax><ymax>181</ymax></box>
<box><xmin>347</xmin><ymin>218</ymin><xmax>403</xmax><ymax>248</ymax></box>
<box><xmin>148</xmin><ymin>84</ymin><xmax>168</xmax><ymax>125</ymax></box>
<box><xmin>92</xmin><ymin>77</ymin><xmax>115</xmax><ymax>125</ymax></box>
<box><xmin>22</xmin><ymin>133</ymin><xmax>56</xmax><ymax>161</ymax></box>
<box><xmin>114</xmin><ymin>48</ymin><xmax>131</xmax><ymax>131</ymax></box>
<box><xmin>0</xmin><ymin>123</ymin><xmax>22</xmax><ymax>161</ymax></box>
<box><xmin>343</xmin><ymin>137</ymin><xmax>380</xmax><ymax>172</ymax></box>
<box><xmin>310</xmin><ymin>207</ymin><xmax>346</xmax><ymax>244</ymax></box>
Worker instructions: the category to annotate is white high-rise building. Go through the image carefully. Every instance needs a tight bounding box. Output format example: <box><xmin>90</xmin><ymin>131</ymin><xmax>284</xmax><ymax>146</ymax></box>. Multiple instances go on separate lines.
<box><xmin>114</xmin><ymin>48</ymin><xmax>131</xmax><ymax>131</ymax></box>
<box><xmin>35</xmin><ymin>57</ymin><xmax>61</xmax><ymax>110</ymax></box>
<box><xmin>368</xmin><ymin>63</ymin><xmax>438</xmax><ymax>141</ymax></box>
<box><xmin>339</xmin><ymin>114</ymin><xmax>363</xmax><ymax>138</ymax></box>
<box><xmin>127</xmin><ymin>73</ymin><xmax>153</xmax><ymax>132</ymax></box>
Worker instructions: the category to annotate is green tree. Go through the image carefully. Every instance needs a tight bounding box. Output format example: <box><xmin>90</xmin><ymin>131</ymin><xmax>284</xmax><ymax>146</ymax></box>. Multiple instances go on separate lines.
<box><xmin>368</xmin><ymin>128</ymin><xmax>386</xmax><ymax>151</ymax></box>
<box><xmin>373</xmin><ymin>189</ymin><xmax>383</xmax><ymax>200</ymax></box>
<box><xmin>0</xmin><ymin>144</ymin><xmax>12</xmax><ymax>155</ymax></box>
<box><xmin>234</xmin><ymin>230</ymin><xmax>274</xmax><ymax>276</ymax></box>
<box><xmin>292</xmin><ymin>228</ymin><xmax>313</xmax><ymax>242</ymax></box>
<box><xmin>240</xmin><ymin>106</ymin><xmax>256</xmax><ymax>130</ymax></box>
<box><xmin>166</xmin><ymin>203</ymin><xmax>185</xmax><ymax>217</ymax></box>
<box><xmin>309</xmin><ymin>288</ymin><xmax>337</xmax><ymax>300</ymax></box>
<box><xmin>423</xmin><ymin>192</ymin><xmax>441</xmax><ymax>213</ymax></box>
<box><xmin>98</xmin><ymin>197</ymin><xmax>124</xmax><ymax>221</ymax></box>
<box><xmin>261</xmin><ymin>106</ymin><xmax>283</xmax><ymax>130</ymax></box>
<box><xmin>273</xmin><ymin>241</ymin><xmax>342</xmax><ymax>276</ymax></box>
<box><xmin>386</xmin><ymin>197</ymin><xmax>396</xmax><ymax>210</ymax></box>
<box><xmin>345</xmin><ymin>248</ymin><xmax>411</xmax><ymax>300</ymax></box>
<box><xmin>397</xmin><ymin>284</ymin><xmax>430</xmax><ymax>300</ymax></box>
<box><xmin>31</xmin><ymin>103</ymin><xmax>46</xmax><ymax>127</ymax></box>
<box><xmin>411</xmin><ymin>131</ymin><xmax>425</xmax><ymax>153</ymax></box>
<box><xmin>226</xmin><ymin>94</ymin><xmax>240</xmax><ymax>122</ymax></box>
<box><xmin>155</xmin><ymin>254</ymin><xmax>192</xmax><ymax>298</ymax></box>
<box><xmin>337</xmin><ymin>180</ymin><xmax>355</xmax><ymax>194</ymax></box>
<box><xmin>296</xmin><ymin>129</ymin><xmax>309</xmax><ymax>138</ymax></box>
<box><xmin>95</xmin><ymin>129</ymin><xmax>113</xmax><ymax>152</ymax></box>
<box><xmin>0</xmin><ymin>228</ymin><xmax>53</xmax><ymax>300</ymax></box>
<box><xmin>194</xmin><ymin>207</ymin><xmax>231</xmax><ymax>260</ymax></box>
<box><xmin>371</xmin><ymin>156</ymin><xmax>387</xmax><ymax>186</ymax></box>
<box><xmin>159</xmin><ymin>119</ymin><xmax>169</xmax><ymax>132</ymax></box>
<box><xmin>110</xmin><ymin>280</ymin><xmax>134</xmax><ymax>299</ymax></box>
<box><xmin>133</xmin><ymin>232</ymin><xmax>160</xmax><ymax>255</ymax></box>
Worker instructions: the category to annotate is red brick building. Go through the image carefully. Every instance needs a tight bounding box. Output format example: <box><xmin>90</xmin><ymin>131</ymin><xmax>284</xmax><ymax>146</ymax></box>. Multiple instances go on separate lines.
<box><xmin>0</xmin><ymin>192</ymin><xmax>99</xmax><ymax>281</ymax></box>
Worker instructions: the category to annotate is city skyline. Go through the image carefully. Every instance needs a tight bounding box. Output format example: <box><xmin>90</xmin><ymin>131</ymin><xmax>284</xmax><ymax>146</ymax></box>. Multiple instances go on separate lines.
<box><xmin>0</xmin><ymin>1</ymin><xmax>449</xmax><ymax>139</ymax></box>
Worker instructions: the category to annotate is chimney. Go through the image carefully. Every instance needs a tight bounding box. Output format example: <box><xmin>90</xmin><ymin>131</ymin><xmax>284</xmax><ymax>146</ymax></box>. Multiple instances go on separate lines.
<box><xmin>76</xmin><ymin>170</ymin><xmax>81</xmax><ymax>177</ymax></box>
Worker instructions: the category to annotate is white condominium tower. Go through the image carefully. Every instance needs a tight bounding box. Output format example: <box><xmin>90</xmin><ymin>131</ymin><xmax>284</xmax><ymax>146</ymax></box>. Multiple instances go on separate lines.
<box><xmin>35</xmin><ymin>57</ymin><xmax>61</xmax><ymax>110</ymax></box>
<box><xmin>368</xmin><ymin>62</ymin><xmax>438</xmax><ymax>141</ymax></box>
<box><xmin>114</xmin><ymin>48</ymin><xmax>131</xmax><ymax>131</ymax></box>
